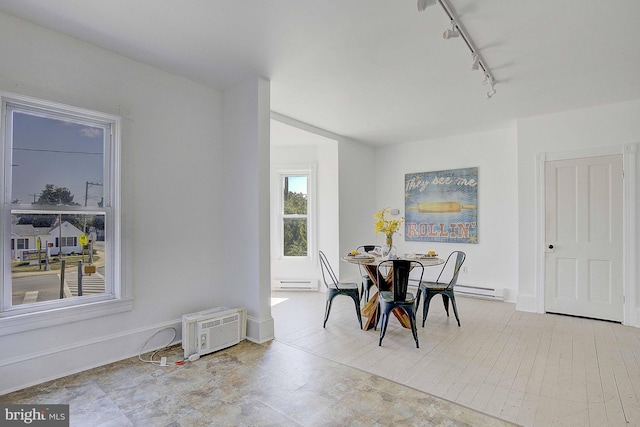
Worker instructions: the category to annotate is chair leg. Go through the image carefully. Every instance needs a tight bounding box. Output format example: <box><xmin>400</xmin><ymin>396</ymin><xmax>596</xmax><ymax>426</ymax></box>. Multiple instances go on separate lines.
<box><xmin>442</xmin><ymin>294</ymin><xmax>450</xmax><ymax>317</ymax></box>
<box><xmin>350</xmin><ymin>293</ymin><xmax>363</xmax><ymax>329</ymax></box>
<box><xmin>449</xmin><ymin>293</ymin><xmax>461</xmax><ymax>327</ymax></box>
<box><xmin>323</xmin><ymin>295</ymin><xmax>335</xmax><ymax>328</ymax></box>
<box><xmin>379</xmin><ymin>309</ymin><xmax>390</xmax><ymax>346</ymax></box>
<box><xmin>422</xmin><ymin>293</ymin><xmax>435</xmax><ymax>327</ymax></box>
<box><xmin>409</xmin><ymin>308</ymin><xmax>419</xmax><ymax>348</ymax></box>
<box><xmin>414</xmin><ymin>287</ymin><xmax>422</xmax><ymax>312</ymax></box>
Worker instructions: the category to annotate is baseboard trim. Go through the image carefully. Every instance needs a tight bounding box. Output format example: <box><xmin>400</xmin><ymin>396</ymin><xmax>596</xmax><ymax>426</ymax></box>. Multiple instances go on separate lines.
<box><xmin>246</xmin><ymin>315</ymin><xmax>274</xmax><ymax>344</ymax></box>
<box><xmin>631</xmin><ymin>308</ymin><xmax>640</xmax><ymax>328</ymax></box>
<box><xmin>516</xmin><ymin>294</ymin><xmax>538</xmax><ymax>313</ymax></box>
<box><xmin>0</xmin><ymin>319</ymin><xmax>181</xmax><ymax>395</ymax></box>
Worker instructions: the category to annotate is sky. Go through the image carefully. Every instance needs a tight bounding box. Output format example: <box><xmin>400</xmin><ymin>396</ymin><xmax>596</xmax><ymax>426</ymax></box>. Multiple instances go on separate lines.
<box><xmin>11</xmin><ymin>112</ymin><xmax>105</xmax><ymax>207</ymax></box>
<box><xmin>286</xmin><ymin>175</ymin><xmax>307</xmax><ymax>195</ymax></box>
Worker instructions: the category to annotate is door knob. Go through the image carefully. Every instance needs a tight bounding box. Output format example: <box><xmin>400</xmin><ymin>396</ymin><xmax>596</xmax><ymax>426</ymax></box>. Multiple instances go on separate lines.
<box><xmin>548</xmin><ymin>245</ymin><xmax>554</xmax><ymax>249</ymax></box>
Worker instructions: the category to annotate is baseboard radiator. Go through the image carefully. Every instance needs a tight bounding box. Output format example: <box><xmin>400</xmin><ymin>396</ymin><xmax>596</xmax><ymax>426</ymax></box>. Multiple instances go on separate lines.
<box><xmin>272</xmin><ymin>279</ymin><xmax>318</xmax><ymax>291</ymax></box>
<box><xmin>182</xmin><ymin>307</ymin><xmax>247</xmax><ymax>359</ymax></box>
<box><xmin>455</xmin><ymin>284</ymin><xmax>504</xmax><ymax>301</ymax></box>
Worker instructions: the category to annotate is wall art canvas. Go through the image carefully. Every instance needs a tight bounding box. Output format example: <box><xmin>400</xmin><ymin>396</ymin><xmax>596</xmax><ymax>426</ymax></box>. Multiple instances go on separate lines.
<box><xmin>404</xmin><ymin>167</ymin><xmax>478</xmax><ymax>244</ymax></box>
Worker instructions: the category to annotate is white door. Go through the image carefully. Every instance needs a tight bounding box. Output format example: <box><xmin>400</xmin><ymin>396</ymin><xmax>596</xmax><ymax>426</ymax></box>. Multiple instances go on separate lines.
<box><xmin>545</xmin><ymin>155</ymin><xmax>623</xmax><ymax>321</ymax></box>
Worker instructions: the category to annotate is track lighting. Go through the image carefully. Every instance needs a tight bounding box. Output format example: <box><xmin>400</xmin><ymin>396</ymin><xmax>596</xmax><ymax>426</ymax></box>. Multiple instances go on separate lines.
<box><xmin>417</xmin><ymin>0</ymin><xmax>497</xmax><ymax>98</ymax></box>
<box><xmin>443</xmin><ymin>23</ymin><xmax>460</xmax><ymax>39</ymax></box>
<box><xmin>471</xmin><ymin>53</ymin><xmax>480</xmax><ymax>71</ymax></box>
<box><xmin>417</xmin><ymin>0</ymin><xmax>437</xmax><ymax>11</ymax></box>
<box><xmin>483</xmin><ymin>74</ymin><xmax>497</xmax><ymax>99</ymax></box>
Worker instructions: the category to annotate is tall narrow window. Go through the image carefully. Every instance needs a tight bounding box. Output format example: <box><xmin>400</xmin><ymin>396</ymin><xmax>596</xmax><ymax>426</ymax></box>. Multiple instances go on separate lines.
<box><xmin>1</xmin><ymin>93</ymin><xmax>124</xmax><ymax>327</ymax></box>
<box><xmin>282</xmin><ymin>174</ymin><xmax>308</xmax><ymax>257</ymax></box>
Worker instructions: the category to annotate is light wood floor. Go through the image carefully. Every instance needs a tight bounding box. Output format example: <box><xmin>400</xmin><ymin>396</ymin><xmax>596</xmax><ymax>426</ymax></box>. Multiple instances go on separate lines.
<box><xmin>271</xmin><ymin>290</ymin><xmax>640</xmax><ymax>427</ymax></box>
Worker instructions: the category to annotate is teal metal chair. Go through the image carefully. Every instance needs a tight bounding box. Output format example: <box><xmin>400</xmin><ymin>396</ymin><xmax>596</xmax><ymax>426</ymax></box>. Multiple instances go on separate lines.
<box><xmin>319</xmin><ymin>251</ymin><xmax>363</xmax><ymax>329</ymax></box>
<box><xmin>375</xmin><ymin>259</ymin><xmax>424</xmax><ymax>348</ymax></box>
<box><xmin>415</xmin><ymin>251</ymin><xmax>466</xmax><ymax>327</ymax></box>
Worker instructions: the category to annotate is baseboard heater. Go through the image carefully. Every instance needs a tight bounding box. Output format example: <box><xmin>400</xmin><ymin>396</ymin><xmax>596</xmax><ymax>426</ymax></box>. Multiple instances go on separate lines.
<box><xmin>272</xmin><ymin>279</ymin><xmax>318</xmax><ymax>291</ymax></box>
<box><xmin>455</xmin><ymin>284</ymin><xmax>504</xmax><ymax>301</ymax></box>
<box><xmin>182</xmin><ymin>307</ymin><xmax>247</xmax><ymax>359</ymax></box>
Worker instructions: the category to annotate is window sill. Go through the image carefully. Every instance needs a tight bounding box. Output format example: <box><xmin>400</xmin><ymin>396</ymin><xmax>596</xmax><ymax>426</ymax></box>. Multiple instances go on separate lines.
<box><xmin>0</xmin><ymin>297</ymin><xmax>133</xmax><ymax>337</ymax></box>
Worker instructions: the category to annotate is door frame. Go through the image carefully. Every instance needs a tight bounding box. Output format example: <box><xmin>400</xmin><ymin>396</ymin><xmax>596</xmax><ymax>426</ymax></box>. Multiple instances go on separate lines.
<box><xmin>535</xmin><ymin>144</ymin><xmax>637</xmax><ymax>325</ymax></box>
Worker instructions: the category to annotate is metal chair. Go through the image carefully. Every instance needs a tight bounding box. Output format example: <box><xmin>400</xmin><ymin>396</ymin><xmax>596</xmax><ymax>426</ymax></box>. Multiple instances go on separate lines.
<box><xmin>356</xmin><ymin>245</ymin><xmax>380</xmax><ymax>303</ymax></box>
<box><xmin>415</xmin><ymin>251</ymin><xmax>466</xmax><ymax>327</ymax></box>
<box><xmin>319</xmin><ymin>251</ymin><xmax>363</xmax><ymax>329</ymax></box>
<box><xmin>375</xmin><ymin>259</ymin><xmax>424</xmax><ymax>348</ymax></box>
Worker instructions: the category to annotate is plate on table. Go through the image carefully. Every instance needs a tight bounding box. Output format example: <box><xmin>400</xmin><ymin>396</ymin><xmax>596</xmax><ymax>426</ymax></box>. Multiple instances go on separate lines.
<box><xmin>352</xmin><ymin>254</ymin><xmax>375</xmax><ymax>260</ymax></box>
<box><xmin>413</xmin><ymin>253</ymin><xmax>438</xmax><ymax>260</ymax></box>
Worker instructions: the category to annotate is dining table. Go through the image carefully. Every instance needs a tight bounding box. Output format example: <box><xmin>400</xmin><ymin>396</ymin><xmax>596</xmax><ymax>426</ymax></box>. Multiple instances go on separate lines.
<box><xmin>342</xmin><ymin>253</ymin><xmax>445</xmax><ymax>330</ymax></box>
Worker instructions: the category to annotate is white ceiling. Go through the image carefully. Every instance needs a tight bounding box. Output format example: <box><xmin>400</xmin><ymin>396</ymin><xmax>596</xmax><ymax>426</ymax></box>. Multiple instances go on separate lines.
<box><xmin>1</xmin><ymin>0</ymin><xmax>639</xmax><ymax>146</ymax></box>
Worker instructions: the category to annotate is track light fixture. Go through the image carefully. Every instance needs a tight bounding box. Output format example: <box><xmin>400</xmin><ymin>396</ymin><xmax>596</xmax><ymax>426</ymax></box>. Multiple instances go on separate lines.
<box><xmin>471</xmin><ymin>53</ymin><xmax>480</xmax><ymax>71</ymax></box>
<box><xmin>417</xmin><ymin>0</ymin><xmax>437</xmax><ymax>12</ymax></box>
<box><xmin>443</xmin><ymin>23</ymin><xmax>460</xmax><ymax>39</ymax></box>
<box><xmin>484</xmin><ymin>74</ymin><xmax>496</xmax><ymax>99</ymax></box>
<box><xmin>417</xmin><ymin>0</ymin><xmax>497</xmax><ymax>99</ymax></box>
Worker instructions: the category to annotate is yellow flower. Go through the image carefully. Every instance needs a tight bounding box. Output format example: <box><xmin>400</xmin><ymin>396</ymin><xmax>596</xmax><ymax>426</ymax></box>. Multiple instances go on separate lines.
<box><xmin>373</xmin><ymin>207</ymin><xmax>404</xmax><ymax>238</ymax></box>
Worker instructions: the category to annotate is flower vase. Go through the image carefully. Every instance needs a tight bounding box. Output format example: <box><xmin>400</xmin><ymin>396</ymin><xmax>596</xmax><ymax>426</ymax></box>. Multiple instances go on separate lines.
<box><xmin>383</xmin><ymin>236</ymin><xmax>395</xmax><ymax>259</ymax></box>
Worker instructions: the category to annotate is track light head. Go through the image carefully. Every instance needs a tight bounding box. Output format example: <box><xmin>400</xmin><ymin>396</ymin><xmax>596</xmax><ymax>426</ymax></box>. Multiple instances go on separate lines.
<box><xmin>443</xmin><ymin>28</ymin><xmax>460</xmax><ymax>39</ymax></box>
<box><xmin>417</xmin><ymin>0</ymin><xmax>437</xmax><ymax>12</ymax></box>
<box><xmin>483</xmin><ymin>73</ymin><xmax>497</xmax><ymax>99</ymax></box>
<box><xmin>471</xmin><ymin>53</ymin><xmax>480</xmax><ymax>71</ymax></box>
<box><xmin>443</xmin><ymin>22</ymin><xmax>460</xmax><ymax>39</ymax></box>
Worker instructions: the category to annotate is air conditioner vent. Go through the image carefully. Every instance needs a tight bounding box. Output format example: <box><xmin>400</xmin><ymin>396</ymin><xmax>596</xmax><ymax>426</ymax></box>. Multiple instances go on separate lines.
<box><xmin>182</xmin><ymin>307</ymin><xmax>246</xmax><ymax>359</ymax></box>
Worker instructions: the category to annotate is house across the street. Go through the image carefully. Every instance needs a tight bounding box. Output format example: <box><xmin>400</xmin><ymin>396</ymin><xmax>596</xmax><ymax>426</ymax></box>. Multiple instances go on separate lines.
<box><xmin>11</xmin><ymin>221</ymin><xmax>84</xmax><ymax>259</ymax></box>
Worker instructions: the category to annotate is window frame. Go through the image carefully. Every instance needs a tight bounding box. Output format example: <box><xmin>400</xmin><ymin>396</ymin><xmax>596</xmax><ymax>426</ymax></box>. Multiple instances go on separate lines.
<box><xmin>276</xmin><ymin>166</ymin><xmax>316</xmax><ymax>260</ymax></box>
<box><xmin>0</xmin><ymin>92</ymin><xmax>131</xmax><ymax>336</ymax></box>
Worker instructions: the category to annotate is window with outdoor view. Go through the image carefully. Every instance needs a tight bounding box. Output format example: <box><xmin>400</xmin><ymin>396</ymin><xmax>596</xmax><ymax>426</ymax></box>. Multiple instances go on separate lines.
<box><xmin>282</xmin><ymin>174</ymin><xmax>308</xmax><ymax>257</ymax></box>
<box><xmin>1</xmin><ymin>93</ymin><xmax>123</xmax><ymax>325</ymax></box>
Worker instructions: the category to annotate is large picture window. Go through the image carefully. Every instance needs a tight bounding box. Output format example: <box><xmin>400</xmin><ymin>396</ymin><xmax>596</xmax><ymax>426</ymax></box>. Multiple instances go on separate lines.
<box><xmin>1</xmin><ymin>93</ymin><xmax>126</xmax><ymax>331</ymax></box>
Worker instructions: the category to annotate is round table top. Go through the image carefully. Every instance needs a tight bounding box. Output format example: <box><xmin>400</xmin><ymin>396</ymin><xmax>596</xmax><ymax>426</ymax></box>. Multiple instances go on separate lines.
<box><xmin>342</xmin><ymin>254</ymin><xmax>444</xmax><ymax>266</ymax></box>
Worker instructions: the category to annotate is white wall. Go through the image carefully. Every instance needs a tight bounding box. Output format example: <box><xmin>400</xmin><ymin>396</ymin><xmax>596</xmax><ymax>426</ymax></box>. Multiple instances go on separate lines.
<box><xmin>0</xmin><ymin>12</ymin><xmax>261</xmax><ymax>394</ymax></box>
<box><xmin>270</xmin><ymin>119</ymin><xmax>339</xmax><ymax>289</ymax></box>
<box><xmin>338</xmin><ymin>138</ymin><xmax>377</xmax><ymax>283</ymax></box>
<box><xmin>268</xmin><ymin>119</ymin><xmax>378</xmax><ymax>287</ymax></box>
<box><xmin>221</xmin><ymin>77</ymin><xmax>273</xmax><ymax>342</ymax></box>
<box><xmin>516</xmin><ymin>100</ymin><xmax>640</xmax><ymax>323</ymax></box>
<box><xmin>373</xmin><ymin>129</ymin><xmax>519</xmax><ymax>298</ymax></box>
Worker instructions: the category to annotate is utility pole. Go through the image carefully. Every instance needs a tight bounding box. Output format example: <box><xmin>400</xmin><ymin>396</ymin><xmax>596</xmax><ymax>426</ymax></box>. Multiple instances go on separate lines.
<box><xmin>83</xmin><ymin>181</ymin><xmax>103</xmax><ymax>233</ymax></box>
<box><xmin>84</xmin><ymin>182</ymin><xmax>103</xmax><ymax>207</ymax></box>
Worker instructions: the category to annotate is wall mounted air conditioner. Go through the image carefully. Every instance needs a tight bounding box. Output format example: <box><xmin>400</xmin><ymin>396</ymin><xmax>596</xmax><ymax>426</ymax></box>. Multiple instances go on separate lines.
<box><xmin>272</xmin><ymin>279</ymin><xmax>318</xmax><ymax>291</ymax></box>
<box><xmin>182</xmin><ymin>307</ymin><xmax>247</xmax><ymax>359</ymax></box>
<box><xmin>455</xmin><ymin>284</ymin><xmax>504</xmax><ymax>301</ymax></box>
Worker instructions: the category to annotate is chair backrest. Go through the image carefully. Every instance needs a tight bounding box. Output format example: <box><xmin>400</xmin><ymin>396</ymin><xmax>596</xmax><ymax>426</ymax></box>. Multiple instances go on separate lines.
<box><xmin>378</xmin><ymin>259</ymin><xmax>424</xmax><ymax>301</ymax></box>
<box><xmin>435</xmin><ymin>251</ymin><xmax>466</xmax><ymax>290</ymax></box>
<box><xmin>319</xmin><ymin>251</ymin><xmax>338</xmax><ymax>289</ymax></box>
<box><xmin>357</xmin><ymin>245</ymin><xmax>381</xmax><ymax>256</ymax></box>
<box><xmin>357</xmin><ymin>245</ymin><xmax>377</xmax><ymax>253</ymax></box>
<box><xmin>356</xmin><ymin>245</ymin><xmax>379</xmax><ymax>277</ymax></box>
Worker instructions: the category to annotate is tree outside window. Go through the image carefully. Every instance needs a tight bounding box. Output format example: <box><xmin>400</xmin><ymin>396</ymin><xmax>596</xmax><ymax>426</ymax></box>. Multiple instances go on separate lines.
<box><xmin>282</xmin><ymin>175</ymin><xmax>308</xmax><ymax>257</ymax></box>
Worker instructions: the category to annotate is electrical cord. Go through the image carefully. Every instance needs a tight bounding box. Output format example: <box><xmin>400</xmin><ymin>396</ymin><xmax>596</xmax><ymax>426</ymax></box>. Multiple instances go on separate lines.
<box><xmin>138</xmin><ymin>327</ymin><xmax>182</xmax><ymax>367</ymax></box>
